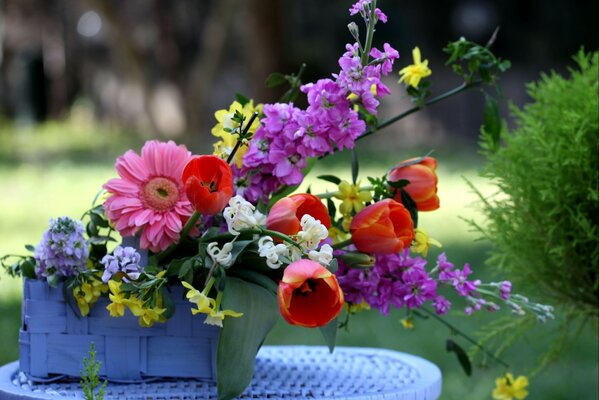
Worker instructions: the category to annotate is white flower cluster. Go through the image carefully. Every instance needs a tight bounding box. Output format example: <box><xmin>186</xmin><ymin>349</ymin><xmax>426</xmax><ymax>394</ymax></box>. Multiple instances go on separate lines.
<box><xmin>223</xmin><ymin>195</ymin><xmax>266</xmax><ymax>235</ymax></box>
<box><xmin>257</xmin><ymin>214</ymin><xmax>333</xmax><ymax>269</ymax></box>
<box><xmin>207</xmin><ymin>242</ymin><xmax>233</xmax><ymax>267</ymax></box>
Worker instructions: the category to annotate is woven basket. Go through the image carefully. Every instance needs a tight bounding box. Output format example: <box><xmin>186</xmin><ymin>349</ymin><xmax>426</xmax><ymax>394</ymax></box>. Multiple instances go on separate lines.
<box><xmin>19</xmin><ymin>278</ymin><xmax>219</xmax><ymax>382</ymax></box>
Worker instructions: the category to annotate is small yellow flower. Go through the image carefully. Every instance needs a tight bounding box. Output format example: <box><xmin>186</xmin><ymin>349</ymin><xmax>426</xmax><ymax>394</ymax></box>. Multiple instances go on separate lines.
<box><xmin>347</xmin><ymin>301</ymin><xmax>371</xmax><ymax>313</ymax></box>
<box><xmin>211</xmin><ymin>100</ymin><xmax>262</xmax><ymax>167</ymax></box>
<box><xmin>328</xmin><ymin>226</ymin><xmax>351</xmax><ymax>245</ymax></box>
<box><xmin>72</xmin><ymin>278</ymin><xmax>107</xmax><ymax>316</ymax></box>
<box><xmin>204</xmin><ymin>308</ymin><xmax>243</xmax><ymax>327</ymax></box>
<box><xmin>398</xmin><ymin>47</ymin><xmax>432</xmax><ymax>88</ymax></box>
<box><xmin>492</xmin><ymin>373</ymin><xmax>529</xmax><ymax>400</ymax></box>
<box><xmin>125</xmin><ymin>295</ymin><xmax>166</xmax><ymax>328</ymax></box>
<box><xmin>411</xmin><ymin>228</ymin><xmax>442</xmax><ymax>257</ymax></box>
<box><xmin>400</xmin><ymin>317</ymin><xmax>414</xmax><ymax>330</ymax></box>
<box><xmin>181</xmin><ymin>281</ymin><xmax>216</xmax><ymax>315</ymax></box>
<box><xmin>334</xmin><ymin>180</ymin><xmax>372</xmax><ymax>215</ymax></box>
<box><xmin>106</xmin><ymin>280</ymin><xmax>127</xmax><ymax>317</ymax></box>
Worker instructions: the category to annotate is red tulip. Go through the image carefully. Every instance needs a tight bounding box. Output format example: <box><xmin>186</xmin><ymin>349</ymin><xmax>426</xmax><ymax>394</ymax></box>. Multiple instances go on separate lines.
<box><xmin>350</xmin><ymin>199</ymin><xmax>414</xmax><ymax>254</ymax></box>
<box><xmin>389</xmin><ymin>156</ymin><xmax>439</xmax><ymax>211</ymax></box>
<box><xmin>278</xmin><ymin>259</ymin><xmax>344</xmax><ymax>328</ymax></box>
<box><xmin>267</xmin><ymin>194</ymin><xmax>331</xmax><ymax>236</ymax></box>
<box><xmin>181</xmin><ymin>155</ymin><xmax>233</xmax><ymax>215</ymax></box>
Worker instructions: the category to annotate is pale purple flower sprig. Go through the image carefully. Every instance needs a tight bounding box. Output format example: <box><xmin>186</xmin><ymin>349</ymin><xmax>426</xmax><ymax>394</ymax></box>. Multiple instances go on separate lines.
<box><xmin>349</xmin><ymin>0</ymin><xmax>388</xmax><ymax>23</ymax></box>
<box><xmin>101</xmin><ymin>246</ymin><xmax>143</xmax><ymax>282</ymax></box>
<box><xmin>34</xmin><ymin>217</ymin><xmax>89</xmax><ymax>280</ymax></box>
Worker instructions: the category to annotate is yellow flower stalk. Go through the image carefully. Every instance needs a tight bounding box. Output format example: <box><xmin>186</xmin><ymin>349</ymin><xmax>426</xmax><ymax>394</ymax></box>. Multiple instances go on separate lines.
<box><xmin>125</xmin><ymin>295</ymin><xmax>166</xmax><ymax>328</ymax></box>
<box><xmin>400</xmin><ymin>317</ymin><xmax>414</xmax><ymax>330</ymax></box>
<box><xmin>328</xmin><ymin>226</ymin><xmax>351</xmax><ymax>245</ymax></box>
<box><xmin>347</xmin><ymin>301</ymin><xmax>371</xmax><ymax>314</ymax></box>
<box><xmin>204</xmin><ymin>309</ymin><xmax>244</xmax><ymax>328</ymax></box>
<box><xmin>211</xmin><ymin>100</ymin><xmax>262</xmax><ymax>167</ymax></box>
<box><xmin>106</xmin><ymin>280</ymin><xmax>127</xmax><ymax>317</ymax></box>
<box><xmin>334</xmin><ymin>180</ymin><xmax>372</xmax><ymax>215</ymax></box>
<box><xmin>411</xmin><ymin>228</ymin><xmax>442</xmax><ymax>257</ymax></box>
<box><xmin>492</xmin><ymin>373</ymin><xmax>529</xmax><ymax>400</ymax></box>
<box><xmin>181</xmin><ymin>281</ymin><xmax>216</xmax><ymax>315</ymax></box>
<box><xmin>398</xmin><ymin>47</ymin><xmax>432</xmax><ymax>88</ymax></box>
<box><xmin>73</xmin><ymin>278</ymin><xmax>107</xmax><ymax>317</ymax></box>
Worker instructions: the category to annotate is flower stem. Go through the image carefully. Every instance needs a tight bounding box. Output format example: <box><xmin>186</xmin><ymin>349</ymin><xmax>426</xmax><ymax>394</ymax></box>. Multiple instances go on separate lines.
<box><xmin>360</xmin><ymin>0</ymin><xmax>377</xmax><ymax>66</ymax></box>
<box><xmin>242</xmin><ymin>228</ymin><xmax>303</xmax><ymax>249</ymax></box>
<box><xmin>332</xmin><ymin>238</ymin><xmax>354</xmax><ymax>250</ymax></box>
<box><xmin>421</xmin><ymin>307</ymin><xmax>510</xmax><ymax>369</ymax></box>
<box><xmin>158</xmin><ymin>211</ymin><xmax>201</xmax><ymax>262</ymax></box>
<box><xmin>227</xmin><ymin>112</ymin><xmax>259</xmax><ymax>165</ymax></box>
<box><xmin>357</xmin><ymin>80</ymin><xmax>482</xmax><ymax>142</ymax></box>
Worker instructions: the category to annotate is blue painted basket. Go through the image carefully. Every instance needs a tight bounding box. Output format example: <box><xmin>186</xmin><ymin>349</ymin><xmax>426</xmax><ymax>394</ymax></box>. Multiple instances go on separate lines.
<box><xmin>19</xmin><ymin>278</ymin><xmax>219</xmax><ymax>382</ymax></box>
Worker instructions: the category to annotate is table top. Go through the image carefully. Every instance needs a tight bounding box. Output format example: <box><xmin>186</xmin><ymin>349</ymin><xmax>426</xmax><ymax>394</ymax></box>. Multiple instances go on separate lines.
<box><xmin>0</xmin><ymin>346</ymin><xmax>442</xmax><ymax>400</ymax></box>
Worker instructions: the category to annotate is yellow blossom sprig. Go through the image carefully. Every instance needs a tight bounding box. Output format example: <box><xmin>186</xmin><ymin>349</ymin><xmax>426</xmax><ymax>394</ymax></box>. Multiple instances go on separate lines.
<box><xmin>398</xmin><ymin>47</ymin><xmax>432</xmax><ymax>88</ymax></box>
<box><xmin>492</xmin><ymin>373</ymin><xmax>529</xmax><ymax>400</ymax></box>
<box><xmin>334</xmin><ymin>180</ymin><xmax>373</xmax><ymax>215</ymax></box>
<box><xmin>181</xmin><ymin>278</ymin><xmax>243</xmax><ymax>327</ymax></box>
<box><xmin>72</xmin><ymin>275</ymin><xmax>108</xmax><ymax>316</ymax></box>
<box><xmin>211</xmin><ymin>100</ymin><xmax>262</xmax><ymax>167</ymax></box>
<box><xmin>411</xmin><ymin>228</ymin><xmax>442</xmax><ymax>257</ymax></box>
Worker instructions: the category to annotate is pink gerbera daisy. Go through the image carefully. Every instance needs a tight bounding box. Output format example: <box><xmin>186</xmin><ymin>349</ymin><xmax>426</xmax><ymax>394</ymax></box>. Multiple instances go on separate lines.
<box><xmin>103</xmin><ymin>140</ymin><xmax>194</xmax><ymax>252</ymax></box>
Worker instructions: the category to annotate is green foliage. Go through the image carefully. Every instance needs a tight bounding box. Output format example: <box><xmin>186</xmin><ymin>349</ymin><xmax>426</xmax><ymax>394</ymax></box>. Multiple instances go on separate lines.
<box><xmin>80</xmin><ymin>342</ymin><xmax>107</xmax><ymax>400</ymax></box>
<box><xmin>475</xmin><ymin>50</ymin><xmax>599</xmax><ymax>318</ymax></box>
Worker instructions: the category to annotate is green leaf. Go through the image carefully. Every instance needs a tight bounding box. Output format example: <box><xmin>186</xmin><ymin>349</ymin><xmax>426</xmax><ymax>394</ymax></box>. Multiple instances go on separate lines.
<box><xmin>235</xmin><ymin>93</ymin><xmax>250</xmax><ymax>106</ymax></box>
<box><xmin>265</xmin><ymin>72</ymin><xmax>287</xmax><ymax>88</ymax></box>
<box><xmin>388</xmin><ymin>179</ymin><xmax>410</xmax><ymax>189</ymax></box>
<box><xmin>317</xmin><ymin>175</ymin><xmax>341</xmax><ymax>185</ymax></box>
<box><xmin>160</xmin><ymin>286</ymin><xmax>176</xmax><ymax>319</ymax></box>
<box><xmin>217</xmin><ymin>277</ymin><xmax>278</xmax><ymax>400</ymax></box>
<box><xmin>178</xmin><ymin>259</ymin><xmax>193</xmax><ymax>279</ymax></box>
<box><xmin>20</xmin><ymin>259</ymin><xmax>36</xmax><ymax>279</ymax></box>
<box><xmin>327</xmin><ymin>258</ymin><xmax>339</xmax><ymax>274</ymax></box>
<box><xmin>446</xmin><ymin>339</ymin><xmax>472</xmax><ymax>376</ymax></box>
<box><xmin>400</xmin><ymin>188</ymin><xmax>419</xmax><ymax>228</ymax></box>
<box><xmin>319</xmin><ymin>318</ymin><xmax>338</xmax><ymax>353</ymax></box>
<box><xmin>24</xmin><ymin>244</ymin><xmax>35</xmax><ymax>252</ymax></box>
<box><xmin>351</xmin><ymin>148</ymin><xmax>359</xmax><ymax>184</ymax></box>
<box><xmin>228</xmin><ymin>240</ymin><xmax>256</xmax><ymax>268</ymax></box>
<box><xmin>326</xmin><ymin>198</ymin><xmax>337</xmax><ymax>222</ymax></box>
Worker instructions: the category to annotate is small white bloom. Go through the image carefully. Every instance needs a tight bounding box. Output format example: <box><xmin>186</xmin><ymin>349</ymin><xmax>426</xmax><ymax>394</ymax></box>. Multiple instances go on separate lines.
<box><xmin>204</xmin><ymin>314</ymin><xmax>224</xmax><ymax>327</ymax></box>
<box><xmin>258</xmin><ymin>236</ymin><xmax>288</xmax><ymax>269</ymax></box>
<box><xmin>207</xmin><ymin>242</ymin><xmax>234</xmax><ymax>267</ymax></box>
<box><xmin>297</xmin><ymin>214</ymin><xmax>329</xmax><ymax>250</ymax></box>
<box><xmin>308</xmin><ymin>244</ymin><xmax>334</xmax><ymax>266</ymax></box>
<box><xmin>223</xmin><ymin>195</ymin><xmax>265</xmax><ymax>235</ymax></box>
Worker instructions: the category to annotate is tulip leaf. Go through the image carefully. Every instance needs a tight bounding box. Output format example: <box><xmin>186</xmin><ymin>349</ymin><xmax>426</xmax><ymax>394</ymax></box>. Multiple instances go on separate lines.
<box><xmin>217</xmin><ymin>277</ymin><xmax>278</xmax><ymax>400</ymax></box>
<box><xmin>446</xmin><ymin>339</ymin><xmax>472</xmax><ymax>376</ymax></box>
<box><xmin>393</xmin><ymin>150</ymin><xmax>434</xmax><ymax>169</ymax></box>
<box><xmin>319</xmin><ymin>317</ymin><xmax>338</xmax><ymax>353</ymax></box>
<box><xmin>317</xmin><ymin>175</ymin><xmax>341</xmax><ymax>185</ymax></box>
<box><xmin>228</xmin><ymin>240</ymin><xmax>256</xmax><ymax>268</ymax></box>
<box><xmin>399</xmin><ymin>188</ymin><xmax>419</xmax><ymax>228</ymax></box>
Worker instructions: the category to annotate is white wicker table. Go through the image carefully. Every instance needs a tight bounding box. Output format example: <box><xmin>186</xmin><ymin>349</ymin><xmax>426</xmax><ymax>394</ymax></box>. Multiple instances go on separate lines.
<box><xmin>0</xmin><ymin>346</ymin><xmax>442</xmax><ymax>399</ymax></box>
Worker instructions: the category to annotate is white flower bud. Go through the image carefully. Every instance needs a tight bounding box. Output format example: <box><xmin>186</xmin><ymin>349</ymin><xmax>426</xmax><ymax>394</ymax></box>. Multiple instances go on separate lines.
<box><xmin>223</xmin><ymin>195</ymin><xmax>265</xmax><ymax>235</ymax></box>
<box><xmin>308</xmin><ymin>244</ymin><xmax>334</xmax><ymax>266</ymax></box>
<box><xmin>258</xmin><ymin>236</ymin><xmax>288</xmax><ymax>269</ymax></box>
<box><xmin>207</xmin><ymin>242</ymin><xmax>233</xmax><ymax>267</ymax></box>
<box><xmin>297</xmin><ymin>214</ymin><xmax>329</xmax><ymax>250</ymax></box>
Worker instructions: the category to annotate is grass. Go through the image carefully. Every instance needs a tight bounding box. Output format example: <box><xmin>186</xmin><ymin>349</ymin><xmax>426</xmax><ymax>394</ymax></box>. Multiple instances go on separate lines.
<box><xmin>0</xmin><ymin>145</ymin><xmax>597</xmax><ymax>399</ymax></box>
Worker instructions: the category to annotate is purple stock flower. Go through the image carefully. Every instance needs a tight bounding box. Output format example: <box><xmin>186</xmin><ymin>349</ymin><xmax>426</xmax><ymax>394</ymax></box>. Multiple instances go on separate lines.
<box><xmin>433</xmin><ymin>296</ymin><xmax>451</xmax><ymax>315</ymax></box>
<box><xmin>449</xmin><ymin>263</ymin><xmax>481</xmax><ymax>297</ymax></box>
<box><xmin>100</xmin><ymin>245</ymin><xmax>143</xmax><ymax>283</ymax></box>
<box><xmin>437</xmin><ymin>252</ymin><xmax>455</xmax><ymax>282</ymax></box>
<box><xmin>349</xmin><ymin>0</ymin><xmax>388</xmax><ymax>23</ymax></box>
<box><xmin>34</xmin><ymin>217</ymin><xmax>89</xmax><ymax>279</ymax></box>
<box><xmin>370</xmin><ymin>43</ymin><xmax>400</xmax><ymax>74</ymax></box>
<box><xmin>499</xmin><ymin>281</ymin><xmax>512</xmax><ymax>300</ymax></box>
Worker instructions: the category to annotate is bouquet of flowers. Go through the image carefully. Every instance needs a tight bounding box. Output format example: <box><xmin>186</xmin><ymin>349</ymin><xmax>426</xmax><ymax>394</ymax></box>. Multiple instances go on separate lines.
<box><xmin>2</xmin><ymin>1</ymin><xmax>553</xmax><ymax>399</ymax></box>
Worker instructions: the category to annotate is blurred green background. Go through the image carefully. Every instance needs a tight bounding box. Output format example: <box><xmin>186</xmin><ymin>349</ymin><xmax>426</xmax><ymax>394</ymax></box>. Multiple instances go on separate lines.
<box><xmin>1</xmin><ymin>0</ymin><xmax>598</xmax><ymax>398</ymax></box>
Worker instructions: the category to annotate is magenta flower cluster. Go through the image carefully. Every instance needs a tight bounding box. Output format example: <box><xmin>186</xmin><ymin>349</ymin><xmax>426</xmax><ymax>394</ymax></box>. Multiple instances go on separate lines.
<box><xmin>336</xmin><ymin>250</ymin><xmax>491</xmax><ymax>316</ymax></box>
<box><xmin>237</xmin><ymin>5</ymin><xmax>398</xmax><ymax>203</ymax></box>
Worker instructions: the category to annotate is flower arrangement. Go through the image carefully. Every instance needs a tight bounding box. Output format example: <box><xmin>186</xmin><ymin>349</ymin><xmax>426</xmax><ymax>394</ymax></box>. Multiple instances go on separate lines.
<box><xmin>2</xmin><ymin>1</ymin><xmax>554</xmax><ymax>399</ymax></box>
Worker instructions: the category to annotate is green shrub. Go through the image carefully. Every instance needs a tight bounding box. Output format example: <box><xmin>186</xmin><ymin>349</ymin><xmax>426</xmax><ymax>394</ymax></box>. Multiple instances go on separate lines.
<box><xmin>475</xmin><ymin>50</ymin><xmax>598</xmax><ymax>318</ymax></box>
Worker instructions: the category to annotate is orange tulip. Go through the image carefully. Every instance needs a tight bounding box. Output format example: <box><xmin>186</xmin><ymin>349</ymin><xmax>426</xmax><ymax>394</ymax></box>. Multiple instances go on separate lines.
<box><xmin>350</xmin><ymin>199</ymin><xmax>414</xmax><ymax>254</ymax></box>
<box><xmin>278</xmin><ymin>259</ymin><xmax>344</xmax><ymax>327</ymax></box>
<box><xmin>267</xmin><ymin>193</ymin><xmax>331</xmax><ymax>236</ymax></box>
<box><xmin>181</xmin><ymin>155</ymin><xmax>233</xmax><ymax>215</ymax></box>
<box><xmin>388</xmin><ymin>156</ymin><xmax>439</xmax><ymax>211</ymax></box>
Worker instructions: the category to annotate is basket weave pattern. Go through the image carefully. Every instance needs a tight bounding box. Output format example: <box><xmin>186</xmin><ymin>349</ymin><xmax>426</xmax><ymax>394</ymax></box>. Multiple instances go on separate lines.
<box><xmin>19</xmin><ymin>279</ymin><xmax>219</xmax><ymax>382</ymax></box>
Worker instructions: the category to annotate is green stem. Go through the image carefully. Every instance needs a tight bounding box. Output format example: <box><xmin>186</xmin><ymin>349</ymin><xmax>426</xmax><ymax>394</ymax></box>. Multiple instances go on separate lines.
<box><xmin>357</xmin><ymin>81</ymin><xmax>481</xmax><ymax>142</ymax></box>
<box><xmin>316</xmin><ymin>185</ymin><xmax>374</xmax><ymax>200</ymax></box>
<box><xmin>332</xmin><ymin>238</ymin><xmax>354</xmax><ymax>250</ymax></box>
<box><xmin>243</xmin><ymin>228</ymin><xmax>303</xmax><ymax>249</ymax></box>
<box><xmin>421</xmin><ymin>307</ymin><xmax>510</xmax><ymax>369</ymax></box>
<box><xmin>227</xmin><ymin>112</ymin><xmax>259</xmax><ymax>165</ymax></box>
<box><xmin>360</xmin><ymin>0</ymin><xmax>377</xmax><ymax>66</ymax></box>
<box><xmin>158</xmin><ymin>211</ymin><xmax>201</xmax><ymax>262</ymax></box>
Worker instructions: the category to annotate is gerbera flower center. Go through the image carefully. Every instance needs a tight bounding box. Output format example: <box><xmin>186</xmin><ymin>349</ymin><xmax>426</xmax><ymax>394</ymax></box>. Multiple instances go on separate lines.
<box><xmin>142</xmin><ymin>177</ymin><xmax>180</xmax><ymax>211</ymax></box>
